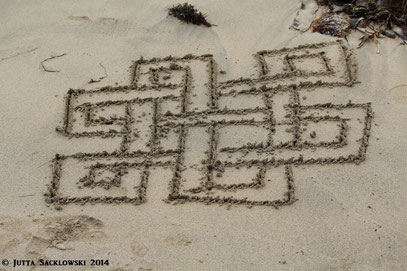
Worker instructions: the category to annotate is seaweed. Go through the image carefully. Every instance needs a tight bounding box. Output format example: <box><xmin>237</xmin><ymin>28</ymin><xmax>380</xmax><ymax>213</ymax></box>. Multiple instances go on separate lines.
<box><xmin>168</xmin><ymin>3</ymin><xmax>212</xmax><ymax>27</ymax></box>
<box><xmin>316</xmin><ymin>0</ymin><xmax>407</xmax><ymax>45</ymax></box>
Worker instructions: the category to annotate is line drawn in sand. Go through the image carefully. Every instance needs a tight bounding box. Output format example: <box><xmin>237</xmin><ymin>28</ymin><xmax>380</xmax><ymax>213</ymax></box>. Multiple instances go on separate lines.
<box><xmin>40</xmin><ymin>53</ymin><xmax>67</xmax><ymax>73</ymax></box>
<box><xmin>46</xmin><ymin>40</ymin><xmax>373</xmax><ymax>208</ymax></box>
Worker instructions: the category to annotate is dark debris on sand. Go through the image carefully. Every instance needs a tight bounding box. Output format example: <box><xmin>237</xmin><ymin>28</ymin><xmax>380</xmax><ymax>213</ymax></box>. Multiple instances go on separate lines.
<box><xmin>316</xmin><ymin>0</ymin><xmax>407</xmax><ymax>45</ymax></box>
<box><xmin>168</xmin><ymin>3</ymin><xmax>212</xmax><ymax>27</ymax></box>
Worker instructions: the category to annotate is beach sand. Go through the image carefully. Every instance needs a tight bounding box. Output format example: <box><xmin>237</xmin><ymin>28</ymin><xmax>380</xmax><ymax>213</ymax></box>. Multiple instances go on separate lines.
<box><xmin>1</xmin><ymin>0</ymin><xmax>407</xmax><ymax>270</ymax></box>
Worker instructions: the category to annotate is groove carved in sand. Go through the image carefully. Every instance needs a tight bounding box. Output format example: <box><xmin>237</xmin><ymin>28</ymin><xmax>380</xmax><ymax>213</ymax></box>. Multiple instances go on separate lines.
<box><xmin>46</xmin><ymin>40</ymin><xmax>372</xmax><ymax>208</ymax></box>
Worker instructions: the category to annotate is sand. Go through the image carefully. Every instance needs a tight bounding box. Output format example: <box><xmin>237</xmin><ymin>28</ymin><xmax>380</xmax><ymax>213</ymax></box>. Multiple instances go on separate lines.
<box><xmin>1</xmin><ymin>0</ymin><xmax>407</xmax><ymax>270</ymax></box>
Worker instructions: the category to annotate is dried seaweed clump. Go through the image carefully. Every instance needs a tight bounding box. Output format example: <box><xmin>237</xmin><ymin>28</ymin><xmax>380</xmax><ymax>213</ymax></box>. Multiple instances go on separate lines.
<box><xmin>168</xmin><ymin>3</ymin><xmax>212</xmax><ymax>27</ymax></box>
<box><xmin>317</xmin><ymin>0</ymin><xmax>407</xmax><ymax>44</ymax></box>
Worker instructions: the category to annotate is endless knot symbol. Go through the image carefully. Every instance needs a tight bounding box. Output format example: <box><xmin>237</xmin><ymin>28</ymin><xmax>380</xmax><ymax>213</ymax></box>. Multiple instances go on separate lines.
<box><xmin>46</xmin><ymin>40</ymin><xmax>372</xmax><ymax>208</ymax></box>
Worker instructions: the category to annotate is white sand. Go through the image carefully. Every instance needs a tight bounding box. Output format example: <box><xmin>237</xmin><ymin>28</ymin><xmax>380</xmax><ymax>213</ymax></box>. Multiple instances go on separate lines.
<box><xmin>1</xmin><ymin>0</ymin><xmax>407</xmax><ymax>270</ymax></box>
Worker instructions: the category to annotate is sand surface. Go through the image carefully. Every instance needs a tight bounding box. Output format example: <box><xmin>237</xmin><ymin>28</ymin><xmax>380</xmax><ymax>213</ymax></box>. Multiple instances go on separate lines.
<box><xmin>1</xmin><ymin>0</ymin><xmax>407</xmax><ymax>270</ymax></box>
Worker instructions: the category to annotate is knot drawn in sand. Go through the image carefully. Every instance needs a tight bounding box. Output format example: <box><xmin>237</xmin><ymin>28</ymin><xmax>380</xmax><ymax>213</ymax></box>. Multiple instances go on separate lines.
<box><xmin>46</xmin><ymin>40</ymin><xmax>372</xmax><ymax>208</ymax></box>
